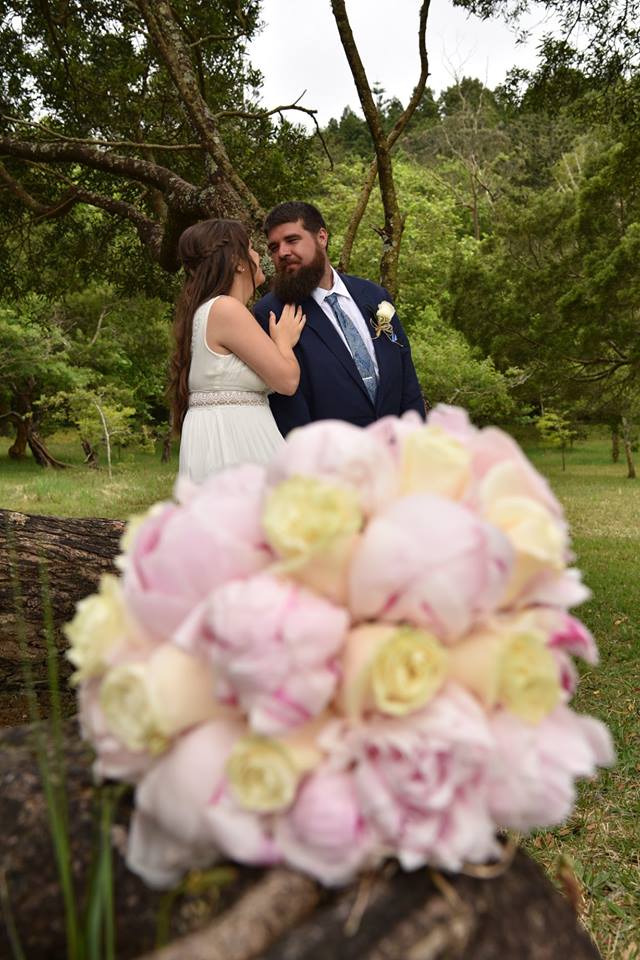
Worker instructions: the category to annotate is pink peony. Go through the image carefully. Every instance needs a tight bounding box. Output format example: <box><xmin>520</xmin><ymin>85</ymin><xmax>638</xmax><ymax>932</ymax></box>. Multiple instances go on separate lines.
<box><xmin>426</xmin><ymin>404</ymin><xmax>479</xmax><ymax>443</ymax></box>
<box><xmin>122</xmin><ymin>464</ymin><xmax>271</xmax><ymax>639</ymax></box>
<box><xmin>181</xmin><ymin>574</ymin><xmax>349</xmax><ymax>735</ymax></box>
<box><xmin>127</xmin><ymin>719</ymin><xmax>278</xmax><ymax>888</ymax></box>
<box><xmin>267</xmin><ymin>418</ymin><xmax>398</xmax><ymax>515</ymax></box>
<box><xmin>345</xmin><ymin>686</ymin><xmax>500</xmax><ymax>871</ymax></box>
<box><xmin>545</xmin><ymin>611</ymin><xmax>598</xmax><ymax>664</ymax></box>
<box><xmin>274</xmin><ymin>767</ymin><xmax>383</xmax><ymax>886</ymax></box>
<box><xmin>487</xmin><ymin>705</ymin><xmax>614</xmax><ymax>831</ymax></box>
<box><xmin>521</xmin><ymin>568</ymin><xmax>590</xmax><ymax>610</ymax></box>
<box><xmin>349</xmin><ymin>494</ymin><xmax>513</xmax><ymax>642</ymax></box>
<box><xmin>427</xmin><ymin>404</ymin><xmax>562</xmax><ymax>519</ymax></box>
<box><xmin>365</xmin><ymin>411</ymin><xmax>424</xmax><ymax>465</ymax></box>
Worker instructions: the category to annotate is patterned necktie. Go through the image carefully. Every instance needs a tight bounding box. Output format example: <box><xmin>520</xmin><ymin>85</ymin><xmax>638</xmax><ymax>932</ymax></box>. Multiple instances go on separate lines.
<box><xmin>324</xmin><ymin>292</ymin><xmax>378</xmax><ymax>403</ymax></box>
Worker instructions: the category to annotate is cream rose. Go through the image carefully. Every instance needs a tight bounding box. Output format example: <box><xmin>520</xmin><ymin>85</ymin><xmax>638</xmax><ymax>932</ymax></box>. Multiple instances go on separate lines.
<box><xmin>400</xmin><ymin>425</ymin><xmax>471</xmax><ymax>499</ymax></box>
<box><xmin>263</xmin><ymin>476</ymin><xmax>363</xmax><ymax>603</ymax></box>
<box><xmin>226</xmin><ymin>737</ymin><xmax>299</xmax><ymax>812</ymax></box>
<box><xmin>226</xmin><ymin>715</ymin><xmax>326</xmax><ymax>813</ymax></box>
<box><xmin>65</xmin><ymin>574</ymin><xmax>136</xmax><ymax>683</ymax></box>
<box><xmin>340</xmin><ymin>624</ymin><xmax>448</xmax><ymax>718</ymax></box>
<box><xmin>263</xmin><ymin>476</ymin><xmax>362</xmax><ymax>557</ymax></box>
<box><xmin>482</xmin><ymin>495</ymin><xmax>566</xmax><ymax>602</ymax></box>
<box><xmin>449</xmin><ymin>625</ymin><xmax>561</xmax><ymax>724</ymax></box>
<box><xmin>99</xmin><ymin>644</ymin><xmax>218</xmax><ymax>754</ymax></box>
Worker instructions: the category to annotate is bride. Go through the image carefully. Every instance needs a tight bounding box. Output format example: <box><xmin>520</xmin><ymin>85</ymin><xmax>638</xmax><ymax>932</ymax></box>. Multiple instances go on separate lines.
<box><xmin>170</xmin><ymin>219</ymin><xmax>305</xmax><ymax>483</ymax></box>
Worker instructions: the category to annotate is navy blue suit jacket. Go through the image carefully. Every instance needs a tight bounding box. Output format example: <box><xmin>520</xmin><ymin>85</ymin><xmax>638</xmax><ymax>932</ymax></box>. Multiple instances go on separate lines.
<box><xmin>253</xmin><ymin>274</ymin><xmax>425</xmax><ymax>436</ymax></box>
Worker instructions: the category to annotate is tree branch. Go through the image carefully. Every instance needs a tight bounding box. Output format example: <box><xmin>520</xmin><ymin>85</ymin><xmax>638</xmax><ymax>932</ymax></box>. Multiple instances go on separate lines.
<box><xmin>2</xmin><ymin>117</ymin><xmax>203</xmax><ymax>152</ymax></box>
<box><xmin>0</xmin><ymin>136</ymin><xmax>202</xmax><ymax>210</ymax></box>
<box><xmin>134</xmin><ymin>0</ymin><xmax>263</xmax><ymax>225</ymax></box>
<box><xmin>335</xmin><ymin>1</ymin><xmax>431</xmax><ymax>288</ymax></box>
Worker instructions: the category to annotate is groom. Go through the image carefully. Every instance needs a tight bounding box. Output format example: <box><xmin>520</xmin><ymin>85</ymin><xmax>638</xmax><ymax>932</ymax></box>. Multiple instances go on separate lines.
<box><xmin>254</xmin><ymin>201</ymin><xmax>425</xmax><ymax>436</ymax></box>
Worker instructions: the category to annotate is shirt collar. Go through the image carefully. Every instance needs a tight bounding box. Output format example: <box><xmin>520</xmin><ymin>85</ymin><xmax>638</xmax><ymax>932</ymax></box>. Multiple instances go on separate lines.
<box><xmin>311</xmin><ymin>268</ymin><xmax>350</xmax><ymax>306</ymax></box>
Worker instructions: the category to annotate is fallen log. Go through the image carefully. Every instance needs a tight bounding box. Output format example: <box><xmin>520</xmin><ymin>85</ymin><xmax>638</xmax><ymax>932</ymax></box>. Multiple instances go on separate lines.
<box><xmin>0</xmin><ymin>721</ymin><xmax>601</xmax><ymax>960</ymax></box>
<box><xmin>0</xmin><ymin>508</ymin><xmax>124</xmax><ymax>654</ymax></box>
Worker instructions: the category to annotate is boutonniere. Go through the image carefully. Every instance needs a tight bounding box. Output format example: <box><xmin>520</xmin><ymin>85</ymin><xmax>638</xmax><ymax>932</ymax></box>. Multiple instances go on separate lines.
<box><xmin>371</xmin><ymin>300</ymin><xmax>399</xmax><ymax>343</ymax></box>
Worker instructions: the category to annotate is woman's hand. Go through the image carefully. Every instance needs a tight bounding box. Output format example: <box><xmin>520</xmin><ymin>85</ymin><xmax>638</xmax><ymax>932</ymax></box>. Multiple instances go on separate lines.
<box><xmin>269</xmin><ymin>304</ymin><xmax>306</xmax><ymax>350</ymax></box>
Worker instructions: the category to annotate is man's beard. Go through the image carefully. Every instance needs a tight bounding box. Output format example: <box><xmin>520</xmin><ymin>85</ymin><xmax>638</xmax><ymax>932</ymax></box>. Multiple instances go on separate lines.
<box><xmin>272</xmin><ymin>245</ymin><xmax>327</xmax><ymax>303</ymax></box>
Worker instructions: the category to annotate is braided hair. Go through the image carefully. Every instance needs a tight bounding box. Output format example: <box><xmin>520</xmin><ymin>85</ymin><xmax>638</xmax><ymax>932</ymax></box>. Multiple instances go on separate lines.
<box><xmin>170</xmin><ymin>219</ymin><xmax>257</xmax><ymax>432</ymax></box>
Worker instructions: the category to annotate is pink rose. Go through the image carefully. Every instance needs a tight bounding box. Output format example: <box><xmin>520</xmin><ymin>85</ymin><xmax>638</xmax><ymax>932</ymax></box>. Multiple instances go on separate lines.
<box><xmin>127</xmin><ymin>719</ymin><xmax>278</xmax><ymax>888</ymax></box>
<box><xmin>122</xmin><ymin>464</ymin><xmax>271</xmax><ymax>639</ymax></box>
<box><xmin>349</xmin><ymin>494</ymin><xmax>513</xmax><ymax>642</ymax></box>
<box><xmin>267</xmin><ymin>419</ymin><xmax>398</xmax><ymax>515</ymax></box>
<box><xmin>274</xmin><ymin>767</ymin><xmax>382</xmax><ymax>886</ymax></box>
<box><xmin>182</xmin><ymin>574</ymin><xmax>348</xmax><ymax>735</ymax></box>
<box><xmin>487</xmin><ymin>705</ymin><xmax>614</xmax><ymax>831</ymax></box>
<box><xmin>345</xmin><ymin>686</ymin><xmax>499</xmax><ymax>871</ymax></box>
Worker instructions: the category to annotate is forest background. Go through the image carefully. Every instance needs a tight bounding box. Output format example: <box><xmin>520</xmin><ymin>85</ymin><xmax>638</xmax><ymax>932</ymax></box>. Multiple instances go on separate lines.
<box><xmin>1</xmin><ymin>0</ymin><xmax>639</xmax><ymax>472</ymax></box>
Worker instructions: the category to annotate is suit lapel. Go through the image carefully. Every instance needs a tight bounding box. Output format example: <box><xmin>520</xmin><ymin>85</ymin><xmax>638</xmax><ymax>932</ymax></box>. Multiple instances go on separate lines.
<box><xmin>303</xmin><ymin>295</ymin><xmax>372</xmax><ymax>404</ymax></box>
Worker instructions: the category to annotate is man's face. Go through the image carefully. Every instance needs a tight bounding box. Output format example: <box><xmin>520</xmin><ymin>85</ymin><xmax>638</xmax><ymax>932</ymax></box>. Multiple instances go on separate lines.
<box><xmin>267</xmin><ymin>219</ymin><xmax>328</xmax><ymax>274</ymax></box>
<box><xmin>267</xmin><ymin>219</ymin><xmax>329</xmax><ymax>302</ymax></box>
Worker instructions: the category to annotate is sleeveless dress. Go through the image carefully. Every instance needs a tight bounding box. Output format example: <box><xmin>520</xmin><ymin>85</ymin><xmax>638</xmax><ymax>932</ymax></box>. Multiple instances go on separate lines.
<box><xmin>178</xmin><ymin>296</ymin><xmax>285</xmax><ymax>482</ymax></box>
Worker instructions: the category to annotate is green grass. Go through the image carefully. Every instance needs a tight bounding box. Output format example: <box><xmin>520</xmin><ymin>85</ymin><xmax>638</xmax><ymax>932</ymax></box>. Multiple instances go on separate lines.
<box><xmin>524</xmin><ymin>438</ymin><xmax>640</xmax><ymax>960</ymax></box>
<box><xmin>0</xmin><ymin>431</ymin><xmax>177</xmax><ymax>518</ymax></box>
<box><xmin>1</xmin><ymin>429</ymin><xmax>638</xmax><ymax>957</ymax></box>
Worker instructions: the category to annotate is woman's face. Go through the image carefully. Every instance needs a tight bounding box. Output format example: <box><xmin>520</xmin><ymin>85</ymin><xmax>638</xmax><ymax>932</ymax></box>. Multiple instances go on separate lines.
<box><xmin>248</xmin><ymin>244</ymin><xmax>266</xmax><ymax>287</ymax></box>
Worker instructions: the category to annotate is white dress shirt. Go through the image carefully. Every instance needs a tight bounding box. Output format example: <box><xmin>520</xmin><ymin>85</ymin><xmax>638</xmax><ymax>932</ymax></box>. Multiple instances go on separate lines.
<box><xmin>311</xmin><ymin>270</ymin><xmax>380</xmax><ymax>376</ymax></box>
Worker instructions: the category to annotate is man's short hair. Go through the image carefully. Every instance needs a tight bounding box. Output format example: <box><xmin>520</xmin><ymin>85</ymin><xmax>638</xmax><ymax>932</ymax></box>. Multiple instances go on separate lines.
<box><xmin>264</xmin><ymin>202</ymin><xmax>326</xmax><ymax>236</ymax></box>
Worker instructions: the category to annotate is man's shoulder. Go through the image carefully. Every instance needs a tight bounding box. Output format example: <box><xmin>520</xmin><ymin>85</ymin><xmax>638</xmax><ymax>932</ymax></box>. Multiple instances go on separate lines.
<box><xmin>340</xmin><ymin>273</ymin><xmax>389</xmax><ymax>300</ymax></box>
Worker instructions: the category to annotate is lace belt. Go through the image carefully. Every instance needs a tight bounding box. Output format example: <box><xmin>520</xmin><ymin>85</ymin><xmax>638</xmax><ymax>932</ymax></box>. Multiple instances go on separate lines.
<box><xmin>189</xmin><ymin>390</ymin><xmax>268</xmax><ymax>408</ymax></box>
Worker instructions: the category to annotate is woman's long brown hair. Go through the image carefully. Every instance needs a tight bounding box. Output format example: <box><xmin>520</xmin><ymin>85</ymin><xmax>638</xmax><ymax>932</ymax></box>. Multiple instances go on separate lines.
<box><xmin>170</xmin><ymin>218</ymin><xmax>256</xmax><ymax>433</ymax></box>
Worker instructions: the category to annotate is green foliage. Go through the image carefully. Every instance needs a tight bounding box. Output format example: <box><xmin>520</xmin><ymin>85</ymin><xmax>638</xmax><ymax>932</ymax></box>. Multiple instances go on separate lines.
<box><xmin>411</xmin><ymin>312</ymin><xmax>516</xmax><ymax>422</ymax></box>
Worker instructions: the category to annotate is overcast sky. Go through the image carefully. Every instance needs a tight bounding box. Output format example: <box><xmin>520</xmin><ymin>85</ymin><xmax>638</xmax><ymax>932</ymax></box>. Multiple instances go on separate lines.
<box><xmin>249</xmin><ymin>0</ymin><xmax>557</xmax><ymax>128</ymax></box>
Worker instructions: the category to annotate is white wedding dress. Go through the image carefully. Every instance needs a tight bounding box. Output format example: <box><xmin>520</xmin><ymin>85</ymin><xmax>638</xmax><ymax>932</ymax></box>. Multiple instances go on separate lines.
<box><xmin>178</xmin><ymin>296</ymin><xmax>285</xmax><ymax>482</ymax></box>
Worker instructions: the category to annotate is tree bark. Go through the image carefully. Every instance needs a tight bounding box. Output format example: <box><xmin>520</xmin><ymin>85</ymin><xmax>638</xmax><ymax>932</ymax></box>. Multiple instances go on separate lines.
<box><xmin>8</xmin><ymin>417</ymin><xmax>28</xmax><ymax>458</ymax></box>
<box><xmin>81</xmin><ymin>438</ymin><xmax>99</xmax><ymax>468</ymax></box>
<box><xmin>621</xmin><ymin>416</ymin><xmax>636</xmax><ymax>479</ymax></box>
<box><xmin>0</xmin><ymin>508</ymin><xmax>124</xmax><ymax>659</ymax></box>
<box><xmin>611</xmin><ymin>425</ymin><xmax>620</xmax><ymax>463</ymax></box>
<box><xmin>330</xmin><ymin>0</ymin><xmax>433</xmax><ymax>295</ymax></box>
<box><xmin>337</xmin><ymin>1</ymin><xmax>431</xmax><ymax>279</ymax></box>
<box><xmin>0</xmin><ymin>720</ymin><xmax>601</xmax><ymax>960</ymax></box>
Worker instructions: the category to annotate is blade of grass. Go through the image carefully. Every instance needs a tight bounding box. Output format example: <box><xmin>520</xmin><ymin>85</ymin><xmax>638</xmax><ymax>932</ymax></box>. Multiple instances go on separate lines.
<box><xmin>0</xmin><ymin>871</ymin><xmax>27</xmax><ymax>960</ymax></box>
<box><xmin>7</xmin><ymin>527</ymin><xmax>82</xmax><ymax>960</ymax></box>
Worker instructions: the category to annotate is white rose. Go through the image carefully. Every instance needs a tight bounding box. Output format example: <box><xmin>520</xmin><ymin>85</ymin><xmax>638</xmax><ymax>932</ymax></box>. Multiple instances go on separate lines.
<box><xmin>376</xmin><ymin>300</ymin><xmax>395</xmax><ymax>322</ymax></box>
<box><xmin>65</xmin><ymin>574</ymin><xmax>135</xmax><ymax>682</ymax></box>
<box><xmin>99</xmin><ymin>644</ymin><xmax>218</xmax><ymax>753</ymax></box>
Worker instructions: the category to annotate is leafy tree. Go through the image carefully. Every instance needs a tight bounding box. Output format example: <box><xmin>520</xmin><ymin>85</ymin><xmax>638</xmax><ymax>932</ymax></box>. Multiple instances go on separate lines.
<box><xmin>536</xmin><ymin>410</ymin><xmax>579</xmax><ymax>471</ymax></box>
<box><xmin>453</xmin><ymin>1</ymin><xmax>640</xmax><ymax>78</ymax></box>
<box><xmin>0</xmin><ymin>0</ymin><xmax>320</xmax><ymax>273</ymax></box>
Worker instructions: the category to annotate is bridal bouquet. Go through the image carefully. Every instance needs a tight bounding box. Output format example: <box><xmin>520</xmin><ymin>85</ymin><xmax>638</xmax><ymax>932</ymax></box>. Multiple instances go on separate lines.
<box><xmin>66</xmin><ymin>406</ymin><xmax>613</xmax><ymax>888</ymax></box>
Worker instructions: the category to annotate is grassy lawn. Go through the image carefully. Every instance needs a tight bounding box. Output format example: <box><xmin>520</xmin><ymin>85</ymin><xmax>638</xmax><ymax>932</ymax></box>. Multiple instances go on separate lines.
<box><xmin>524</xmin><ymin>437</ymin><xmax>640</xmax><ymax>960</ymax></box>
<box><xmin>1</xmin><ymin>429</ymin><xmax>638</xmax><ymax>957</ymax></box>
<box><xmin>0</xmin><ymin>431</ymin><xmax>178</xmax><ymax>519</ymax></box>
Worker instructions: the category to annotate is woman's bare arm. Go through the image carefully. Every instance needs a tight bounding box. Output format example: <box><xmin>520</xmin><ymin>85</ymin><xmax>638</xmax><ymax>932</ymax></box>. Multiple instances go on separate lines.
<box><xmin>205</xmin><ymin>296</ymin><xmax>305</xmax><ymax>396</ymax></box>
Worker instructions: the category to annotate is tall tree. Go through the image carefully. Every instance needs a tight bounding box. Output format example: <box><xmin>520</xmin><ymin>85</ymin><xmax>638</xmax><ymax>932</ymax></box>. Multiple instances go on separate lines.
<box><xmin>0</xmin><ymin>0</ymin><xmax>319</xmax><ymax>271</ymax></box>
<box><xmin>330</xmin><ymin>0</ymin><xmax>431</xmax><ymax>296</ymax></box>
